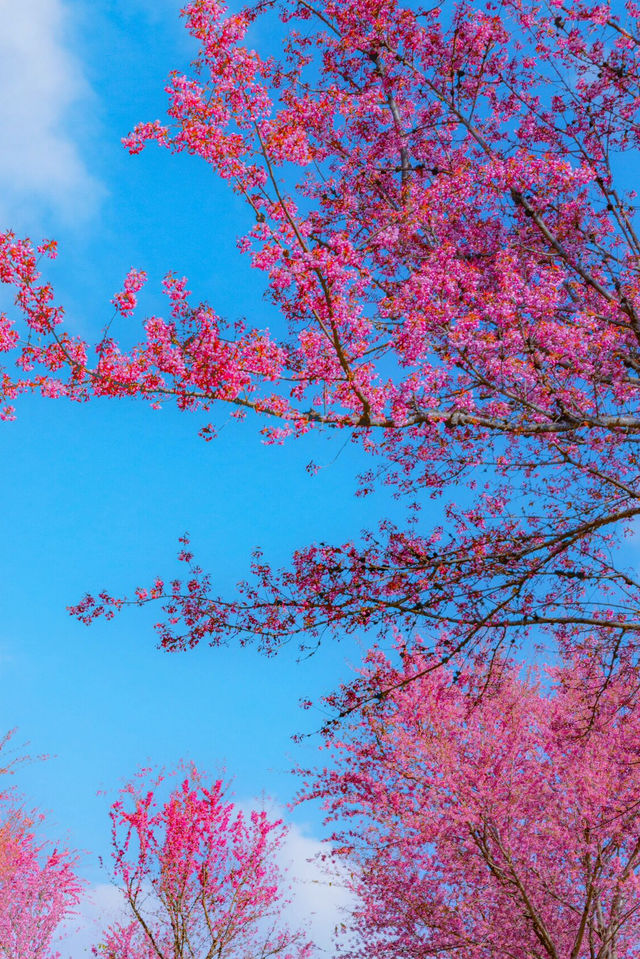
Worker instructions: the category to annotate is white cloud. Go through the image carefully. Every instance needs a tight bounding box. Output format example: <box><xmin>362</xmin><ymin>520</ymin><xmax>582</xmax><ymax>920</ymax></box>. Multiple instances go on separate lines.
<box><xmin>0</xmin><ymin>0</ymin><xmax>104</xmax><ymax>229</ymax></box>
<box><xmin>56</xmin><ymin>883</ymin><xmax>128</xmax><ymax>959</ymax></box>
<box><xmin>235</xmin><ymin>797</ymin><xmax>355</xmax><ymax>954</ymax></box>
<box><xmin>279</xmin><ymin>821</ymin><xmax>355</xmax><ymax>955</ymax></box>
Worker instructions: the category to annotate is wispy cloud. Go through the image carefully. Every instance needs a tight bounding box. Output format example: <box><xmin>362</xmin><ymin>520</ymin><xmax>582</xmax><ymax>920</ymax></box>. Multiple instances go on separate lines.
<box><xmin>279</xmin><ymin>820</ymin><xmax>355</xmax><ymax>954</ymax></box>
<box><xmin>0</xmin><ymin>0</ymin><xmax>104</xmax><ymax>230</ymax></box>
<box><xmin>56</xmin><ymin>883</ymin><xmax>127</xmax><ymax>958</ymax></box>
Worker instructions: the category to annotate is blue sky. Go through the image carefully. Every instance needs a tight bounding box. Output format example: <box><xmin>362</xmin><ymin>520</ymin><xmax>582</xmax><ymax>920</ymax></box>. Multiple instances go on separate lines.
<box><xmin>0</xmin><ymin>0</ymin><xmax>404</xmax><ymax>951</ymax></box>
<box><xmin>4</xmin><ymin>1</ymin><xmax>640</xmax><ymax>954</ymax></box>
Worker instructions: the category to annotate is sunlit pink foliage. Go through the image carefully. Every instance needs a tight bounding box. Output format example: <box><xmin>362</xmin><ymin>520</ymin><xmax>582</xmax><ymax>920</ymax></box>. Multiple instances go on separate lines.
<box><xmin>0</xmin><ymin>805</ymin><xmax>82</xmax><ymax>959</ymax></box>
<box><xmin>94</xmin><ymin>766</ymin><xmax>313</xmax><ymax>959</ymax></box>
<box><xmin>3</xmin><ymin>0</ymin><xmax>640</xmax><ymax>685</ymax></box>
<box><xmin>303</xmin><ymin>651</ymin><xmax>640</xmax><ymax>959</ymax></box>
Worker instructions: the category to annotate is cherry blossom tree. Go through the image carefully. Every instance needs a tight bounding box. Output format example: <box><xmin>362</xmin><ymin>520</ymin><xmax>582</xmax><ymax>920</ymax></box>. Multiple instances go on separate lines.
<box><xmin>93</xmin><ymin>766</ymin><xmax>313</xmax><ymax>959</ymax></box>
<box><xmin>2</xmin><ymin>0</ymin><xmax>640</xmax><ymax>686</ymax></box>
<box><xmin>0</xmin><ymin>803</ymin><xmax>82</xmax><ymax>959</ymax></box>
<box><xmin>301</xmin><ymin>649</ymin><xmax>640</xmax><ymax>959</ymax></box>
<box><xmin>0</xmin><ymin>732</ymin><xmax>82</xmax><ymax>958</ymax></box>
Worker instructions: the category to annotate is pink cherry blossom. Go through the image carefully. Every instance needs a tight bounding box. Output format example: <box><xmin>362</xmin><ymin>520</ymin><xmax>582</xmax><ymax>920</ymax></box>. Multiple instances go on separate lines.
<box><xmin>94</xmin><ymin>765</ymin><xmax>314</xmax><ymax>959</ymax></box>
<box><xmin>0</xmin><ymin>0</ymin><xmax>639</xmax><ymax>687</ymax></box>
<box><xmin>303</xmin><ymin>650</ymin><xmax>640</xmax><ymax>959</ymax></box>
